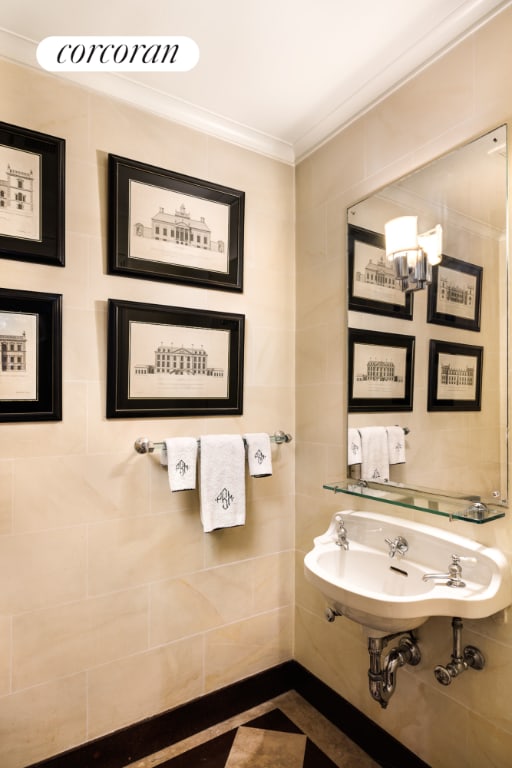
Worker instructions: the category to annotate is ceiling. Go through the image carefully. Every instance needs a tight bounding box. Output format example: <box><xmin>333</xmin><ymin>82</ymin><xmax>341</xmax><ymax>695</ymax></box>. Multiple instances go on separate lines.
<box><xmin>1</xmin><ymin>0</ymin><xmax>510</xmax><ymax>164</ymax></box>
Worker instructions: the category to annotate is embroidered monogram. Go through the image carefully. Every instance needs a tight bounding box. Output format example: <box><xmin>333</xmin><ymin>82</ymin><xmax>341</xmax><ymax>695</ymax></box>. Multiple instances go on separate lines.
<box><xmin>175</xmin><ymin>459</ymin><xmax>189</xmax><ymax>477</ymax></box>
<box><xmin>350</xmin><ymin>441</ymin><xmax>359</xmax><ymax>456</ymax></box>
<box><xmin>254</xmin><ymin>449</ymin><xmax>266</xmax><ymax>465</ymax></box>
<box><xmin>215</xmin><ymin>487</ymin><xmax>234</xmax><ymax>510</ymax></box>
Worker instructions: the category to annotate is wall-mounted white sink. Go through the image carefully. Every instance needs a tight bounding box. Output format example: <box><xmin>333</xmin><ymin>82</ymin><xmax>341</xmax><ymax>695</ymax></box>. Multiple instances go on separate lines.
<box><xmin>304</xmin><ymin>510</ymin><xmax>512</xmax><ymax>634</ymax></box>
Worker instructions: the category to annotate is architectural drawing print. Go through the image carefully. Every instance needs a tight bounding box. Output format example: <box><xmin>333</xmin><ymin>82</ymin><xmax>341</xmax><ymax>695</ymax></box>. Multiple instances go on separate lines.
<box><xmin>0</xmin><ymin>145</ymin><xmax>40</xmax><ymax>241</ymax></box>
<box><xmin>353</xmin><ymin>239</ymin><xmax>406</xmax><ymax>306</ymax></box>
<box><xmin>0</xmin><ymin>310</ymin><xmax>37</xmax><ymax>401</ymax></box>
<box><xmin>133</xmin><ymin>340</ymin><xmax>224</xmax><ymax>378</ymax></box>
<box><xmin>437</xmin><ymin>353</ymin><xmax>477</xmax><ymax>400</ymax></box>
<box><xmin>129</xmin><ymin>181</ymin><xmax>230</xmax><ymax>274</ymax></box>
<box><xmin>128</xmin><ymin>320</ymin><xmax>229</xmax><ymax>400</ymax></box>
<box><xmin>436</xmin><ymin>265</ymin><xmax>476</xmax><ymax>320</ymax></box>
<box><xmin>353</xmin><ymin>343</ymin><xmax>407</xmax><ymax>400</ymax></box>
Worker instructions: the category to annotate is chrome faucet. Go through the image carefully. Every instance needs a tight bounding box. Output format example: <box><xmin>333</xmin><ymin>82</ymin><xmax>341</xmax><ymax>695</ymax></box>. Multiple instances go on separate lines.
<box><xmin>422</xmin><ymin>554</ymin><xmax>474</xmax><ymax>588</ymax></box>
<box><xmin>334</xmin><ymin>514</ymin><xmax>349</xmax><ymax>549</ymax></box>
<box><xmin>385</xmin><ymin>535</ymin><xmax>408</xmax><ymax>559</ymax></box>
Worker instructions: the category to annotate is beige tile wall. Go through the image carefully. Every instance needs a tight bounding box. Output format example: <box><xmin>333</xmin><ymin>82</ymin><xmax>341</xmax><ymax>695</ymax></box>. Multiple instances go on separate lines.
<box><xmin>0</xmin><ymin>58</ymin><xmax>295</xmax><ymax>767</ymax></box>
<box><xmin>295</xmin><ymin>6</ymin><xmax>512</xmax><ymax>767</ymax></box>
<box><xmin>3</xmin><ymin>6</ymin><xmax>512</xmax><ymax>768</ymax></box>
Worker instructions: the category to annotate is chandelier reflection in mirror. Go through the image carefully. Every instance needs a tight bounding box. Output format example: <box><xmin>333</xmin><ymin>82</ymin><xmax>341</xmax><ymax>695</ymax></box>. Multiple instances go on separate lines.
<box><xmin>385</xmin><ymin>215</ymin><xmax>443</xmax><ymax>291</ymax></box>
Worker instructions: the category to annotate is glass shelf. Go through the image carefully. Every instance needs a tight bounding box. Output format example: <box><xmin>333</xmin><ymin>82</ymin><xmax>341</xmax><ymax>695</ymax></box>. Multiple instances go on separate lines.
<box><xmin>323</xmin><ymin>479</ymin><xmax>506</xmax><ymax>524</ymax></box>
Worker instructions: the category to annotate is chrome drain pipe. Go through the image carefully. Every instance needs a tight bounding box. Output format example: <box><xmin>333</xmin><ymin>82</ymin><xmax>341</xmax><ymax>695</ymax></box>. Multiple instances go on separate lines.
<box><xmin>368</xmin><ymin>632</ymin><xmax>421</xmax><ymax>708</ymax></box>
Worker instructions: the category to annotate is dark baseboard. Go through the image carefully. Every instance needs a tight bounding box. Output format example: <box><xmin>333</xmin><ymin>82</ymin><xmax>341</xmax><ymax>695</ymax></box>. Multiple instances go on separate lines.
<box><xmin>27</xmin><ymin>660</ymin><xmax>429</xmax><ymax>768</ymax></box>
<box><xmin>292</xmin><ymin>662</ymin><xmax>430</xmax><ymax>768</ymax></box>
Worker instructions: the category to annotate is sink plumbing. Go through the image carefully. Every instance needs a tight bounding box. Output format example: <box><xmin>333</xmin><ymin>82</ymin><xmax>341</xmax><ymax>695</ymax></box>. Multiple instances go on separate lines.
<box><xmin>367</xmin><ymin>631</ymin><xmax>421</xmax><ymax>708</ymax></box>
<box><xmin>433</xmin><ymin>616</ymin><xmax>485</xmax><ymax>685</ymax></box>
<box><xmin>309</xmin><ymin>510</ymin><xmax>508</xmax><ymax>708</ymax></box>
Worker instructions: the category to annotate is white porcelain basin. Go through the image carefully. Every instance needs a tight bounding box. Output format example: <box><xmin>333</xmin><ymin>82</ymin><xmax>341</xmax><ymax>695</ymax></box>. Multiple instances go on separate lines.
<box><xmin>304</xmin><ymin>510</ymin><xmax>512</xmax><ymax>634</ymax></box>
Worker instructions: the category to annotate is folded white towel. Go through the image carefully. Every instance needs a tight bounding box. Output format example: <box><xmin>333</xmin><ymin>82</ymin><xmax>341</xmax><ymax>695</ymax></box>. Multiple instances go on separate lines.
<box><xmin>161</xmin><ymin>437</ymin><xmax>198</xmax><ymax>491</ymax></box>
<box><xmin>347</xmin><ymin>428</ymin><xmax>362</xmax><ymax>466</ymax></box>
<box><xmin>386</xmin><ymin>426</ymin><xmax>406</xmax><ymax>465</ymax></box>
<box><xmin>359</xmin><ymin>426</ymin><xmax>389</xmax><ymax>482</ymax></box>
<box><xmin>243</xmin><ymin>433</ymin><xmax>273</xmax><ymax>477</ymax></box>
<box><xmin>199</xmin><ymin>435</ymin><xmax>246</xmax><ymax>532</ymax></box>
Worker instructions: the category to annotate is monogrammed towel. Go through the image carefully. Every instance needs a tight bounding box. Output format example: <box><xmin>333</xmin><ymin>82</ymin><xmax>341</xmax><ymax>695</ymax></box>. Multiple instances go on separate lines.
<box><xmin>161</xmin><ymin>437</ymin><xmax>198</xmax><ymax>492</ymax></box>
<box><xmin>199</xmin><ymin>435</ymin><xmax>246</xmax><ymax>532</ymax></box>
<box><xmin>386</xmin><ymin>426</ymin><xmax>406</xmax><ymax>465</ymax></box>
<box><xmin>243</xmin><ymin>433</ymin><xmax>273</xmax><ymax>477</ymax></box>
<box><xmin>347</xmin><ymin>428</ymin><xmax>362</xmax><ymax>466</ymax></box>
<box><xmin>359</xmin><ymin>426</ymin><xmax>389</xmax><ymax>482</ymax></box>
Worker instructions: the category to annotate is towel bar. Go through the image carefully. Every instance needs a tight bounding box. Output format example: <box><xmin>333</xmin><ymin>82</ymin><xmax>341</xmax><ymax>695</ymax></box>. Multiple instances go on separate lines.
<box><xmin>134</xmin><ymin>430</ymin><xmax>293</xmax><ymax>454</ymax></box>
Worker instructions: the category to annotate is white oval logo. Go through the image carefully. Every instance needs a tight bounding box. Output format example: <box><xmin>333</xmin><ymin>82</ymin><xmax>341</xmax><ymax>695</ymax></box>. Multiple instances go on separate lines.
<box><xmin>36</xmin><ymin>36</ymin><xmax>199</xmax><ymax>72</ymax></box>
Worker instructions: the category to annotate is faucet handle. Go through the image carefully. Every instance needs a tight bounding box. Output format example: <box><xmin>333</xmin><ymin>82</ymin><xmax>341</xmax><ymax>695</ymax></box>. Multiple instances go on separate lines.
<box><xmin>333</xmin><ymin>514</ymin><xmax>349</xmax><ymax>549</ymax></box>
<box><xmin>451</xmin><ymin>553</ymin><xmax>477</xmax><ymax>565</ymax></box>
<box><xmin>385</xmin><ymin>535</ymin><xmax>409</xmax><ymax>558</ymax></box>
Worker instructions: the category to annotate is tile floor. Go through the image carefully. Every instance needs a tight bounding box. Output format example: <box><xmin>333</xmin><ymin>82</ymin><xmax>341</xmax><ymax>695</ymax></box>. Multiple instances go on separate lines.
<box><xmin>124</xmin><ymin>691</ymin><xmax>380</xmax><ymax>768</ymax></box>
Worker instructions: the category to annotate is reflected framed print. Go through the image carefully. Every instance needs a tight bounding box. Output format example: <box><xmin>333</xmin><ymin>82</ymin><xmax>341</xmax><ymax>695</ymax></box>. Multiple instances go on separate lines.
<box><xmin>427</xmin><ymin>255</ymin><xmax>482</xmax><ymax>331</ymax></box>
<box><xmin>348</xmin><ymin>327</ymin><xmax>415</xmax><ymax>412</ymax></box>
<box><xmin>348</xmin><ymin>224</ymin><xmax>413</xmax><ymax>320</ymax></box>
<box><xmin>428</xmin><ymin>339</ymin><xmax>483</xmax><ymax>411</ymax></box>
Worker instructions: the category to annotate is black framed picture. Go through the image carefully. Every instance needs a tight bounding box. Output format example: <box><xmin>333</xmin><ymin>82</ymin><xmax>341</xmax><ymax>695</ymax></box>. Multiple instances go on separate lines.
<box><xmin>427</xmin><ymin>255</ymin><xmax>482</xmax><ymax>331</ymax></box>
<box><xmin>107</xmin><ymin>299</ymin><xmax>245</xmax><ymax>418</ymax></box>
<box><xmin>348</xmin><ymin>327</ymin><xmax>415</xmax><ymax>412</ymax></box>
<box><xmin>348</xmin><ymin>224</ymin><xmax>413</xmax><ymax>320</ymax></box>
<box><xmin>0</xmin><ymin>288</ymin><xmax>62</xmax><ymax>422</ymax></box>
<box><xmin>428</xmin><ymin>339</ymin><xmax>483</xmax><ymax>411</ymax></box>
<box><xmin>108</xmin><ymin>154</ymin><xmax>244</xmax><ymax>292</ymax></box>
<box><xmin>0</xmin><ymin>122</ymin><xmax>65</xmax><ymax>266</ymax></box>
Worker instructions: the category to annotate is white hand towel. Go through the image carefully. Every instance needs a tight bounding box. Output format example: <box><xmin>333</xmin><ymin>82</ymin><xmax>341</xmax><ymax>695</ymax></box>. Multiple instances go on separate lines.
<box><xmin>347</xmin><ymin>428</ymin><xmax>362</xmax><ymax>466</ymax></box>
<box><xmin>359</xmin><ymin>426</ymin><xmax>389</xmax><ymax>482</ymax></box>
<box><xmin>199</xmin><ymin>435</ymin><xmax>246</xmax><ymax>532</ymax></box>
<box><xmin>162</xmin><ymin>437</ymin><xmax>198</xmax><ymax>491</ymax></box>
<box><xmin>243</xmin><ymin>433</ymin><xmax>273</xmax><ymax>477</ymax></box>
<box><xmin>386</xmin><ymin>426</ymin><xmax>406</xmax><ymax>465</ymax></box>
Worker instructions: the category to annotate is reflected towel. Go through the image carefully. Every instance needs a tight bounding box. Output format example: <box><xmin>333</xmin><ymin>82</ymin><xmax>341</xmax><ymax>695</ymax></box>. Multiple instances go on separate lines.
<box><xmin>243</xmin><ymin>433</ymin><xmax>273</xmax><ymax>477</ymax></box>
<box><xmin>199</xmin><ymin>434</ymin><xmax>246</xmax><ymax>532</ymax></box>
<box><xmin>161</xmin><ymin>437</ymin><xmax>198</xmax><ymax>491</ymax></box>
<box><xmin>359</xmin><ymin>426</ymin><xmax>389</xmax><ymax>482</ymax></box>
<box><xmin>386</xmin><ymin>426</ymin><xmax>406</xmax><ymax>465</ymax></box>
<box><xmin>347</xmin><ymin>428</ymin><xmax>362</xmax><ymax>466</ymax></box>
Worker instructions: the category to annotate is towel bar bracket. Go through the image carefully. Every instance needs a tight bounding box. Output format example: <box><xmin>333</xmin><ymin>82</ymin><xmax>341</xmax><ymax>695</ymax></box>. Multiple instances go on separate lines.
<box><xmin>134</xmin><ymin>430</ymin><xmax>293</xmax><ymax>455</ymax></box>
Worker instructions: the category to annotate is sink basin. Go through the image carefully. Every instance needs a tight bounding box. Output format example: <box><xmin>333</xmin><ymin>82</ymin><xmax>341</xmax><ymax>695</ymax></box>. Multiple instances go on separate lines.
<box><xmin>304</xmin><ymin>510</ymin><xmax>512</xmax><ymax>634</ymax></box>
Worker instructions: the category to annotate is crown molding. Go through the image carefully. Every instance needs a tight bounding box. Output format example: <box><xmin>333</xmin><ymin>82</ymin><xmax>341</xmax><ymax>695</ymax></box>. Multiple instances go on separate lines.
<box><xmin>1</xmin><ymin>0</ymin><xmax>510</xmax><ymax>166</ymax></box>
<box><xmin>293</xmin><ymin>0</ymin><xmax>512</xmax><ymax>162</ymax></box>
<box><xmin>0</xmin><ymin>27</ymin><xmax>296</xmax><ymax>165</ymax></box>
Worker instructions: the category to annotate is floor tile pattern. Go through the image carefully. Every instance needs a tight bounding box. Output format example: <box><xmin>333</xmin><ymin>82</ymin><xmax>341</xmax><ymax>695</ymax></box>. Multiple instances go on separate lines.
<box><xmin>125</xmin><ymin>692</ymin><xmax>379</xmax><ymax>768</ymax></box>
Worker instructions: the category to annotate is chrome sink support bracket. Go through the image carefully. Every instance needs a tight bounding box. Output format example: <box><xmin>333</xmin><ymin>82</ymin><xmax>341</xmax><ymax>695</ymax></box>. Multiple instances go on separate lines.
<box><xmin>434</xmin><ymin>617</ymin><xmax>485</xmax><ymax>685</ymax></box>
<box><xmin>367</xmin><ymin>631</ymin><xmax>421</xmax><ymax>708</ymax></box>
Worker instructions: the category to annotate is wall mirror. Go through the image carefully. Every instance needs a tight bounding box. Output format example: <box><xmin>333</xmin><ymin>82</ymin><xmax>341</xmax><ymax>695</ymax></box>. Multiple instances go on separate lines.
<box><xmin>340</xmin><ymin>125</ymin><xmax>508</xmax><ymax>523</ymax></box>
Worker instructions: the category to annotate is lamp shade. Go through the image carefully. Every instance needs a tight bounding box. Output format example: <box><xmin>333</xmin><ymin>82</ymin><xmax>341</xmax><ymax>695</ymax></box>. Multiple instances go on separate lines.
<box><xmin>418</xmin><ymin>224</ymin><xmax>443</xmax><ymax>265</ymax></box>
<box><xmin>385</xmin><ymin>216</ymin><xmax>418</xmax><ymax>259</ymax></box>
